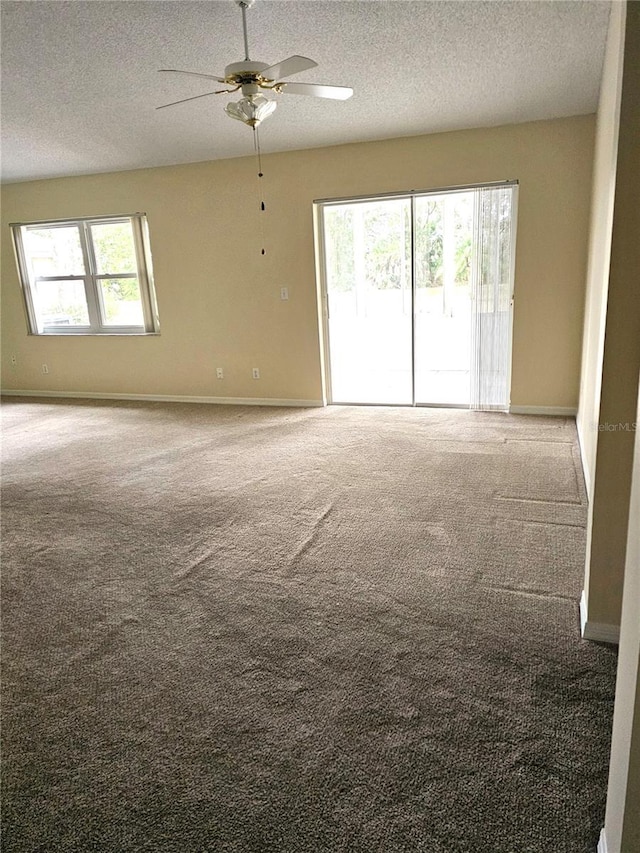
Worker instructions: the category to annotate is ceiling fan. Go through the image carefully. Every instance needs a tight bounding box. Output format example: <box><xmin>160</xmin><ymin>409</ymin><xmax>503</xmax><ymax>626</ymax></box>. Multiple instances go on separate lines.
<box><xmin>157</xmin><ymin>0</ymin><xmax>354</xmax><ymax>128</ymax></box>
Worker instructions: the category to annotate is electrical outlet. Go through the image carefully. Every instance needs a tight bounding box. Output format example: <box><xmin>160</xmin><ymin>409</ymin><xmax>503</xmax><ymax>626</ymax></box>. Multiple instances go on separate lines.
<box><xmin>10</xmin><ymin>354</ymin><xmax>17</xmax><ymax>365</ymax></box>
<box><xmin>216</xmin><ymin>367</ymin><xmax>224</xmax><ymax>380</ymax></box>
<box><xmin>280</xmin><ymin>287</ymin><xmax>289</xmax><ymax>301</ymax></box>
<box><xmin>41</xmin><ymin>364</ymin><xmax>49</xmax><ymax>374</ymax></box>
<box><xmin>252</xmin><ymin>368</ymin><xmax>260</xmax><ymax>380</ymax></box>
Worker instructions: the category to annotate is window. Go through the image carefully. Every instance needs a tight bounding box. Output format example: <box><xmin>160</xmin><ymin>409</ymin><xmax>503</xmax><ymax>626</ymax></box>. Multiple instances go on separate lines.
<box><xmin>11</xmin><ymin>214</ymin><xmax>159</xmax><ymax>335</ymax></box>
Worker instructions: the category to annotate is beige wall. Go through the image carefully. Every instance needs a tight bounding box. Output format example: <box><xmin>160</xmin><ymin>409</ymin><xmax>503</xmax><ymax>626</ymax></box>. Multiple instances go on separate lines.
<box><xmin>1</xmin><ymin>116</ymin><xmax>593</xmax><ymax>407</ymax></box>
<box><xmin>583</xmin><ymin>3</ymin><xmax>640</xmax><ymax>846</ymax></box>
<box><xmin>605</xmin><ymin>377</ymin><xmax>640</xmax><ymax>853</ymax></box>
<box><xmin>598</xmin><ymin>3</ymin><xmax>640</xmax><ymax>846</ymax></box>
<box><xmin>580</xmin><ymin>0</ymin><xmax>640</xmax><ymax>631</ymax></box>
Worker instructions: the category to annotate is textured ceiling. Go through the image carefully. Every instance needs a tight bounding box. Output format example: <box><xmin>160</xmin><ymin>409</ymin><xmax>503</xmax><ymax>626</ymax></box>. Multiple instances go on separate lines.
<box><xmin>0</xmin><ymin>0</ymin><xmax>611</xmax><ymax>183</ymax></box>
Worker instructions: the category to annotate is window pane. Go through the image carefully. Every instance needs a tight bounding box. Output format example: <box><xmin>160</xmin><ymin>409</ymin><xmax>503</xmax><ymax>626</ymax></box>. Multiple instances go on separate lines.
<box><xmin>324</xmin><ymin>199</ymin><xmax>412</xmax><ymax>404</ymax></box>
<box><xmin>90</xmin><ymin>221</ymin><xmax>137</xmax><ymax>274</ymax></box>
<box><xmin>99</xmin><ymin>278</ymin><xmax>144</xmax><ymax>326</ymax></box>
<box><xmin>33</xmin><ymin>279</ymin><xmax>90</xmax><ymax>329</ymax></box>
<box><xmin>23</xmin><ymin>226</ymin><xmax>84</xmax><ymax>277</ymax></box>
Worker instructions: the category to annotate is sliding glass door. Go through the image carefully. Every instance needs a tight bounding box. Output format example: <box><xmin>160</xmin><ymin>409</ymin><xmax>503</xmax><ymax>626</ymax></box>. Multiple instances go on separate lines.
<box><xmin>318</xmin><ymin>183</ymin><xmax>517</xmax><ymax>410</ymax></box>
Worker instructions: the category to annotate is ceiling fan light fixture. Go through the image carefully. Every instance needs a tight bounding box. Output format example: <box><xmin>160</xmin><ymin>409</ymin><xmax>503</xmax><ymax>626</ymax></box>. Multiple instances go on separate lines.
<box><xmin>225</xmin><ymin>94</ymin><xmax>277</xmax><ymax>127</ymax></box>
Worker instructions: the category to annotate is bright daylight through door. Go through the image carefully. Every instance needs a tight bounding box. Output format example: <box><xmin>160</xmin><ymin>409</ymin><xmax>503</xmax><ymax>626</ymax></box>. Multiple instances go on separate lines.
<box><xmin>318</xmin><ymin>184</ymin><xmax>517</xmax><ymax>410</ymax></box>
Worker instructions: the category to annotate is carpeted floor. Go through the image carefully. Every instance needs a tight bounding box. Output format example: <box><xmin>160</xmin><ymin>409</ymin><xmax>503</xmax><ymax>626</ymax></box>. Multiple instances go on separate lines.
<box><xmin>1</xmin><ymin>399</ymin><xmax>617</xmax><ymax>852</ymax></box>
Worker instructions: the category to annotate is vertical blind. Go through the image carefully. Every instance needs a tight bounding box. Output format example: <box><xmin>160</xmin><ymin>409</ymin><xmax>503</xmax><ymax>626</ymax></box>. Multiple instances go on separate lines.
<box><xmin>470</xmin><ymin>185</ymin><xmax>516</xmax><ymax>411</ymax></box>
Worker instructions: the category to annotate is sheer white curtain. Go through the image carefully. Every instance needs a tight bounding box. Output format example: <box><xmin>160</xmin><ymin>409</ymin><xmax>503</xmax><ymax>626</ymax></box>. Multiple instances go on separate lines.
<box><xmin>470</xmin><ymin>185</ymin><xmax>516</xmax><ymax>411</ymax></box>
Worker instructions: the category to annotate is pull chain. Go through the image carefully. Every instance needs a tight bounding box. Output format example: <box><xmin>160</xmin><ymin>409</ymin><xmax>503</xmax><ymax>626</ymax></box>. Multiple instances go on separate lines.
<box><xmin>253</xmin><ymin>125</ymin><xmax>266</xmax><ymax>255</ymax></box>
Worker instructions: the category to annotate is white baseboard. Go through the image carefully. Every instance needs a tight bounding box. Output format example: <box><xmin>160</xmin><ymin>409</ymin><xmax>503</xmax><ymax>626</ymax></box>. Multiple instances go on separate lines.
<box><xmin>509</xmin><ymin>405</ymin><xmax>578</xmax><ymax>416</ymax></box>
<box><xmin>0</xmin><ymin>389</ymin><xmax>323</xmax><ymax>408</ymax></box>
<box><xmin>598</xmin><ymin>827</ymin><xmax>608</xmax><ymax>853</ymax></box>
<box><xmin>581</xmin><ymin>590</ymin><xmax>620</xmax><ymax>645</ymax></box>
<box><xmin>2</xmin><ymin>391</ymin><xmax>575</xmax><ymax>416</ymax></box>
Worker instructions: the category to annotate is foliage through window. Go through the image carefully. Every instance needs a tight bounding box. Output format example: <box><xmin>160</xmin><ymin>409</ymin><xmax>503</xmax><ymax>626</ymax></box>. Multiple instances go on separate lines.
<box><xmin>11</xmin><ymin>215</ymin><xmax>159</xmax><ymax>335</ymax></box>
<box><xmin>324</xmin><ymin>196</ymin><xmax>474</xmax><ymax>295</ymax></box>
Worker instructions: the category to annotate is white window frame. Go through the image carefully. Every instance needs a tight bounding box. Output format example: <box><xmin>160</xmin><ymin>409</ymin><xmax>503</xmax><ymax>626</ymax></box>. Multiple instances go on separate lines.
<box><xmin>11</xmin><ymin>214</ymin><xmax>160</xmax><ymax>335</ymax></box>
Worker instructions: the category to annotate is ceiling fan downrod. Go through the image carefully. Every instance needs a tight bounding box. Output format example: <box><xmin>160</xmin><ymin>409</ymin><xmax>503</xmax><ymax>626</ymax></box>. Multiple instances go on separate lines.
<box><xmin>236</xmin><ymin>0</ymin><xmax>255</xmax><ymax>61</ymax></box>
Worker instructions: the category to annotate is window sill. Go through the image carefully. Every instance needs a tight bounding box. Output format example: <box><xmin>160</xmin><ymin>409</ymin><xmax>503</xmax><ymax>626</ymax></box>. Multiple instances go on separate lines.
<box><xmin>31</xmin><ymin>330</ymin><xmax>161</xmax><ymax>337</ymax></box>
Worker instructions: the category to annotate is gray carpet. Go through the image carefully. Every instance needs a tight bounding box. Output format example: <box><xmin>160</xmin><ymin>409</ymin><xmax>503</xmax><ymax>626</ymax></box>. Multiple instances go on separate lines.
<box><xmin>1</xmin><ymin>399</ymin><xmax>617</xmax><ymax>852</ymax></box>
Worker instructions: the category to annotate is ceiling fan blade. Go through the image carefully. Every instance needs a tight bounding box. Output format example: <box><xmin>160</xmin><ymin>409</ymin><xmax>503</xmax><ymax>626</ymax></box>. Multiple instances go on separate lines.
<box><xmin>278</xmin><ymin>82</ymin><xmax>353</xmax><ymax>100</ymax></box>
<box><xmin>261</xmin><ymin>55</ymin><xmax>318</xmax><ymax>81</ymax></box>
<box><xmin>156</xmin><ymin>90</ymin><xmax>221</xmax><ymax>110</ymax></box>
<box><xmin>159</xmin><ymin>69</ymin><xmax>226</xmax><ymax>83</ymax></box>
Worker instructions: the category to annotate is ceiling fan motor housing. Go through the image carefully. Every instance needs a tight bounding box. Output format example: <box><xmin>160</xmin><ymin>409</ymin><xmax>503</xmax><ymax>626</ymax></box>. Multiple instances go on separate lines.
<box><xmin>224</xmin><ymin>60</ymin><xmax>271</xmax><ymax>95</ymax></box>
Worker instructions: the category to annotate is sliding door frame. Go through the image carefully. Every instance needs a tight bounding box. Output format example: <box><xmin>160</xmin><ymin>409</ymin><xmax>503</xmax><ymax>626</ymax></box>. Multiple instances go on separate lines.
<box><xmin>504</xmin><ymin>184</ymin><xmax>519</xmax><ymax>413</ymax></box>
<box><xmin>410</xmin><ymin>195</ymin><xmax>416</xmax><ymax>406</ymax></box>
<box><xmin>314</xmin><ymin>180</ymin><xmax>518</xmax><ymax>407</ymax></box>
